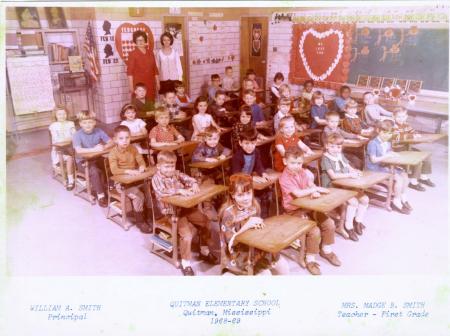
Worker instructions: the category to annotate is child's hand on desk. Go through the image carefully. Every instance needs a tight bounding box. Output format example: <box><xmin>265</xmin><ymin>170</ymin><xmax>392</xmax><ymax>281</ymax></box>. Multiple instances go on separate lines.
<box><xmin>126</xmin><ymin>169</ymin><xmax>140</xmax><ymax>175</ymax></box>
<box><xmin>252</xmin><ymin>176</ymin><xmax>266</xmax><ymax>184</ymax></box>
<box><xmin>191</xmin><ymin>183</ymin><xmax>200</xmax><ymax>193</ymax></box>
<box><xmin>138</xmin><ymin>166</ymin><xmax>145</xmax><ymax>173</ymax></box>
<box><xmin>245</xmin><ymin>217</ymin><xmax>265</xmax><ymax>230</ymax></box>
<box><xmin>205</xmin><ymin>157</ymin><xmax>218</xmax><ymax>162</ymax></box>
<box><xmin>311</xmin><ymin>191</ymin><xmax>321</xmax><ymax>199</ymax></box>
<box><xmin>93</xmin><ymin>144</ymin><xmax>104</xmax><ymax>151</ymax></box>
<box><xmin>217</xmin><ymin>154</ymin><xmax>226</xmax><ymax>161</ymax></box>
<box><xmin>349</xmin><ymin>171</ymin><xmax>361</xmax><ymax>179</ymax></box>
<box><xmin>357</xmin><ymin>135</ymin><xmax>368</xmax><ymax>140</ymax></box>
<box><xmin>316</xmin><ymin>186</ymin><xmax>330</xmax><ymax>194</ymax></box>
<box><xmin>178</xmin><ymin>189</ymin><xmax>193</xmax><ymax>197</ymax></box>
<box><xmin>262</xmin><ymin>172</ymin><xmax>273</xmax><ymax>181</ymax></box>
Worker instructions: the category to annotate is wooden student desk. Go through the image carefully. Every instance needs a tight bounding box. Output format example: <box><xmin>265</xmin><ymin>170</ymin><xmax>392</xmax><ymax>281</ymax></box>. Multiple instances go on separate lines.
<box><xmin>256</xmin><ymin>135</ymin><xmax>275</xmax><ymax>147</ymax></box>
<box><xmin>380</xmin><ymin>151</ymin><xmax>431</xmax><ymax>167</ymax></box>
<box><xmin>110</xmin><ymin>167</ymin><xmax>156</xmax><ymax>230</ymax></box>
<box><xmin>298</xmin><ymin>128</ymin><xmax>322</xmax><ymax>138</ymax></box>
<box><xmin>343</xmin><ymin>138</ymin><xmax>369</xmax><ymax>148</ymax></box>
<box><xmin>303</xmin><ymin>149</ymin><xmax>323</xmax><ymax>166</ymax></box>
<box><xmin>162</xmin><ymin>184</ymin><xmax>228</xmax><ymax>209</ymax></box>
<box><xmin>290</xmin><ymin>187</ymin><xmax>357</xmax><ymax>214</ymax></box>
<box><xmin>130</xmin><ymin>134</ymin><xmax>148</xmax><ymax>144</ymax></box>
<box><xmin>331</xmin><ymin>171</ymin><xmax>393</xmax><ymax>211</ymax></box>
<box><xmin>235</xmin><ymin>215</ymin><xmax>316</xmax><ymax>275</ymax></box>
<box><xmin>151</xmin><ymin>140</ymin><xmax>199</xmax><ymax>152</ymax></box>
<box><xmin>189</xmin><ymin>156</ymin><xmax>232</xmax><ymax>185</ymax></box>
<box><xmin>170</xmin><ymin>115</ymin><xmax>192</xmax><ymax>124</ymax></box>
<box><xmin>75</xmin><ymin>147</ymin><xmax>112</xmax><ymax>205</ymax></box>
<box><xmin>393</xmin><ymin>133</ymin><xmax>446</xmax><ymax>150</ymax></box>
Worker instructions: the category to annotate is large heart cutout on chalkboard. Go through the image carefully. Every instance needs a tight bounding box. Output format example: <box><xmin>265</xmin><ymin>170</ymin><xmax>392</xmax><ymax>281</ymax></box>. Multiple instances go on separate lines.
<box><xmin>299</xmin><ymin>28</ymin><xmax>344</xmax><ymax>81</ymax></box>
<box><xmin>114</xmin><ymin>22</ymin><xmax>154</xmax><ymax>64</ymax></box>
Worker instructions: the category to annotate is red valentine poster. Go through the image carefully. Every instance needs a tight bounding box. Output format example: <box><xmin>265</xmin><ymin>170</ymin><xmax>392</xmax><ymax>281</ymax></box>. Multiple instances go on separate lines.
<box><xmin>289</xmin><ymin>23</ymin><xmax>354</xmax><ymax>90</ymax></box>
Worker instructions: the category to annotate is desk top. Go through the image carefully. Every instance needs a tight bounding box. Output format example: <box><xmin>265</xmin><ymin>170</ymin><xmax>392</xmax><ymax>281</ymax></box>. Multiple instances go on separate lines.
<box><xmin>290</xmin><ymin>187</ymin><xmax>357</xmax><ymax>213</ymax></box>
<box><xmin>170</xmin><ymin>115</ymin><xmax>192</xmax><ymax>124</ymax></box>
<box><xmin>162</xmin><ymin>184</ymin><xmax>228</xmax><ymax>208</ymax></box>
<box><xmin>235</xmin><ymin>215</ymin><xmax>316</xmax><ymax>254</ymax></box>
<box><xmin>303</xmin><ymin>149</ymin><xmax>323</xmax><ymax>165</ymax></box>
<box><xmin>331</xmin><ymin>171</ymin><xmax>391</xmax><ymax>190</ymax></box>
<box><xmin>257</xmin><ymin>135</ymin><xmax>275</xmax><ymax>147</ymax></box>
<box><xmin>343</xmin><ymin>138</ymin><xmax>369</xmax><ymax>148</ymax></box>
<box><xmin>189</xmin><ymin>156</ymin><xmax>232</xmax><ymax>169</ymax></box>
<box><xmin>76</xmin><ymin>148</ymin><xmax>111</xmax><ymax>160</ymax></box>
<box><xmin>130</xmin><ymin>134</ymin><xmax>147</xmax><ymax>143</ymax></box>
<box><xmin>53</xmin><ymin>140</ymin><xmax>72</xmax><ymax>148</ymax></box>
<box><xmin>380</xmin><ymin>151</ymin><xmax>431</xmax><ymax>166</ymax></box>
<box><xmin>298</xmin><ymin>129</ymin><xmax>322</xmax><ymax>138</ymax></box>
<box><xmin>394</xmin><ymin>133</ymin><xmax>446</xmax><ymax>145</ymax></box>
<box><xmin>152</xmin><ymin>140</ymin><xmax>199</xmax><ymax>152</ymax></box>
<box><xmin>111</xmin><ymin>167</ymin><xmax>156</xmax><ymax>185</ymax></box>
<box><xmin>253</xmin><ymin>171</ymin><xmax>281</xmax><ymax>190</ymax></box>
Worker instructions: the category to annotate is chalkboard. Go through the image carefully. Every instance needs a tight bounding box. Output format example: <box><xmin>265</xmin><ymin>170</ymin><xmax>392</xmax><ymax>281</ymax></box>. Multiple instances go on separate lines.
<box><xmin>348</xmin><ymin>27</ymin><xmax>449</xmax><ymax>92</ymax></box>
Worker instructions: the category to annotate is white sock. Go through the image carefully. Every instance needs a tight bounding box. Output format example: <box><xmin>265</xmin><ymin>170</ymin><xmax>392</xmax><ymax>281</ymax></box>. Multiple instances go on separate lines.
<box><xmin>67</xmin><ymin>175</ymin><xmax>74</xmax><ymax>183</ymax></box>
<box><xmin>420</xmin><ymin>174</ymin><xmax>429</xmax><ymax>180</ymax></box>
<box><xmin>345</xmin><ymin>204</ymin><xmax>357</xmax><ymax>230</ymax></box>
<box><xmin>322</xmin><ymin>245</ymin><xmax>332</xmax><ymax>254</ymax></box>
<box><xmin>393</xmin><ymin>197</ymin><xmax>403</xmax><ymax>208</ymax></box>
<box><xmin>355</xmin><ymin>202</ymin><xmax>368</xmax><ymax>223</ymax></box>
<box><xmin>97</xmin><ymin>193</ymin><xmax>105</xmax><ymax>199</ymax></box>
<box><xmin>181</xmin><ymin>259</ymin><xmax>191</xmax><ymax>268</ymax></box>
<box><xmin>410</xmin><ymin>178</ymin><xmax>418</xmax><ymax>185</ymax></box>
<box><xmin>306</xmin><ymin>254</ymin><xmax>316</xmax><ymax>263</ymax></box>
<box><xmin>200</xmin><ymin>246</ymin><xmax>210</xmax><ymax>256</ymax></box>
<box><xmin>401</xmin><ymin>194</ymin><xmax>408</xmax><ymax>203</ymax></box>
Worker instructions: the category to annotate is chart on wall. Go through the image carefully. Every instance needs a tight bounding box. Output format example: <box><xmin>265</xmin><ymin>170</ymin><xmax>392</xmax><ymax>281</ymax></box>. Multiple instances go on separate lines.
<box><xmin>348</xmin><ymin>27</ymin><xmax>449</xmax><ymax>92</ymax></box>
<box><xmin>6</xmin><ymin>56</ymin><xmax>55</xmax><ymax>115</ymax></box>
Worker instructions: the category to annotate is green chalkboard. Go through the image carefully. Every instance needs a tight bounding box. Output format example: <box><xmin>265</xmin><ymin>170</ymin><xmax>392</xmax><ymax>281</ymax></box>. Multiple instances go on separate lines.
<box><xmin>348</xmin><ymin>27</ymin><xmax>449</xmax><ymax>92</ymax></box>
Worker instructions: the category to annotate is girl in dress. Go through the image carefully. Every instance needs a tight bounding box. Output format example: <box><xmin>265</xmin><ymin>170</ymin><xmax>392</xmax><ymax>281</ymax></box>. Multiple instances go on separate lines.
<box><xmin>191</xmin><ymin>96</ymin><xmax>222</xmax><ymax>141</ymax></box>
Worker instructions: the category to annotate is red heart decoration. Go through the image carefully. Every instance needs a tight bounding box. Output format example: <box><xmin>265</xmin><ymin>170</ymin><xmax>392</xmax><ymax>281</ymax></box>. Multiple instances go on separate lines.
<box><xmin>114</xmin><ymin>22</ymin><xmax>154</xmax><ymax>64</ymax></box>
<box><xmin>301</xmin><ymin>30</ymin><xmax>342</xmax><ymax>81</ymax></box>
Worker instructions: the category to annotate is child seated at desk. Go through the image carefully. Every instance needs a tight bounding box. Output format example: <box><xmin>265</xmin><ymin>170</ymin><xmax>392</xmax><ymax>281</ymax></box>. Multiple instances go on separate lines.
<box><xmin>363</xmin><ymin>92</ymin><xmax>393</xmax><ymax>127</ymax></box>
<box><xmin>231</xmin><ymin>128</ymin><xmax>275</xmax><ymax>218</ymax></box>
<box><xmin>174</xmin><ymin>80</ymin><xmax>192</xmax><ymax>108</ymax></box>
<box><xmin>222</xmin><ymin>66</ymin><xmax>239</xmax><ymax>94</ymax></box>
<box><xmin>321</xmin><ymin>133</ymin><xmax>369</xmax><ymax>241</ymax></box>
<box><xmin>302</xmin><ymin>79</ymin><xmax>315</xmax><ymax>102</ymax></box>
<box><xmin>191</xmin><ymin>96</ymin><xmax>223</xmax><ymax>141</ymax></box>
<box><xmin>119</xmin><ymin>103</ymin><xmax>153</xmax><ymax>162</ymax></box>
<box><xmin>163</xmin><ymin>90</ymin><xmax>186</xmax><ymax>120</ymax></box>
<box><xmin>191</xmin><ymin>126</ymin><xmax>232</xmax><ymax>182</ymax></box>
<box><xmin>209</xmin><ymin>90</ymin><xmax>233</xmax><ymax>127</ymax></box>
<box><xmin>392</xmin><ymin>107</ymin><xmax>434</xmax><ymax>190</ymax></box>
<box><xmin>366</xmin><ymin>120</ymin><xmax>412</xmax><ymax>214</ymax></box>
<box><xmin>231</xmin><ymin>106</ymin><xmax>268</xmax><ymax>150</ymax></box>
<box><xmin>152</xmin><ymin>150</ymin><xmax>219</xmax><ymax>276</ymax></box>
<box><xmin>342</xmin><ymin>99</ymin><xmax>374</xmax><ymax>137</ymax></box>
<box><xmin>270</xmin><ymin>72</ymin><xmax>285</xmax><ymax>106</ymax></box>
<box><xmin>334</xmin><ymin>85</ymin><xmax>351</xmax><ymax>117</ymax></box>
<box><xmin>242</xmin><ymin>89</ymin><xmax>270</xmax><ymax>130</ymax></box>
<box><xmin>108</xmin><ymin>125</ymin><xmax>151</xmax><ymax>233</ymax></box>
<box><xmin>219</xmin><ymin>173</ymin><xmax>289</xmax><ymax>276</ymax></box>
<box><xmin>310</xmin><ymin>91</ymin><xmax>328</xmax><ymax>129</ymax></box>
<box><xmin>208</xmin><ymin>74</ymin><xmax>223</xmax><ymax>104</ymax></box>
<box><xmin>149</xmin><ymin>107</ymin><xmax>185</xmax><ymax>147</ymax></box>
<box><xmin>245</xmin><ymin>68</ymin><xmax>260</xmax><ymax>91</ymax></box>
<box><xmin>274</xmin><ymin>116</ymin><xmax>313</xmax><ymax>172</ymax></box>
<box><xmin>322</xmin><ymin>111</ymin><xmax>366</xmax><ymax>169</ymax></box>
<box><xmin>132</xmin><ymin>82</ymin><xmax>155</xmax><ymax>119</ymax></box>
<box><xmin>72</xmin><ymin>111</ymin><xmax>114</xmax><ymax>208</ymax></box>
<box><xmin>49</xmin><ymin>106</ymin><xmax>76</xmax><ymax>191</ymax></box>
<box><xmin>279</xmin><ymin>147</ymin><xmax>341</xmax><ymax>276</ymax></box>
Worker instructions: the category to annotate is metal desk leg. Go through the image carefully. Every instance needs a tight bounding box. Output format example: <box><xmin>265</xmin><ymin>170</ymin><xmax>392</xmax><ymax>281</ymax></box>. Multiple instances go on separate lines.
<box><xmin>120</xmin><ymin>184</ymin><xmax>131</xmax><ymax>230</ymax></box>
<box><xmin>221</xmin><ymin>164</ymin><xmax>226</xmax><ymax>185</ymax></box>
<box><xmin>274</xmin><ymin>182</ymin><xmax>279</xmax><ymax>216</ymax></box>
<box><xmin>248</xmin><ymin>247</ymin><xmax>254</xmax><ymax>276</ymax></box>
<box><xmin>57</xmin><ymin>149</ymin><xmax>67</xmax><ymax>186</ymax></box>
<box><xmin>386</xmin><ymin>170</ymin><xmax>394</xmax><ymax>211</ymax></box>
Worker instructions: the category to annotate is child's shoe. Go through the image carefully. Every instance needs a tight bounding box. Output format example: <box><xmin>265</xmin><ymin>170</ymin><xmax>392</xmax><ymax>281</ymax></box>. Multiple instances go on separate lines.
<box><xmin>97</xmin><ymin>196</ymin><xmax>108</xmax><ymax>208</ymax></box>
<box><xmin>408</xmin><ymin>182</ymin><xmax>425</xmax><ymax>192</ymax></box>
<box><xmin>181</xmin><ymin>265</ymin><xmax>195</xmax><ymax>276</ymax></box>
<box><xmin>345</xmin><ymin>228</ymin><xmax>359</xmax><ymax>241</ymax></box>
<box><xmin>305</xmin><ymin>261</ymin><xmax>321</xmax><ymax>275</ymax></box>
<box><xmin>353</xmin><ymin>219</ymin><xmax>363</xmax><ymax>236</ymax></box>
<box><xmin>319</xmin><ymin>251</ymin><xmax>341</xmax><ymax>266</ymax></box>
<box><xmin>419</xmin><ymin>178</ymin><xmax>435</xmax><ymax>187</ymax></box>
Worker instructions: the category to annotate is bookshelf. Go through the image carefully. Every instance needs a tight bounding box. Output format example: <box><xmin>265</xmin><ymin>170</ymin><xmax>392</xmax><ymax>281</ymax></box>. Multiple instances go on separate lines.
<box><xmin>43</xmin><ymin>30</ymin><xmax>80</xmax><ymax>64</ymax></box>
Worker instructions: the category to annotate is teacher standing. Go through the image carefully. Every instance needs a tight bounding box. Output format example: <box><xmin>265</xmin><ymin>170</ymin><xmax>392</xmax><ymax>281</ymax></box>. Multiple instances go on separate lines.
<box><xmin>156</xmin><ymin>32</ymin><xmax>183</xmax><ymax>95</ymax></box>
<box><xmin>127</xmin><ymin>30</ymin><xmax>159</xmax><ymax>101</ymax></box>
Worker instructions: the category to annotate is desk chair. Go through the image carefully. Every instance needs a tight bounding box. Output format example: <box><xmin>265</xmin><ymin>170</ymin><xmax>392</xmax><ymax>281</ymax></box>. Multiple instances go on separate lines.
<box><xmin>73</xmin><ymin>157</ymin><xmax>96</xmax><ymax>205</ymax></box>
<box><xmin>177</xmin><ymin>141</ymin><xmax>199</xmax><ymax>174</ymax></box>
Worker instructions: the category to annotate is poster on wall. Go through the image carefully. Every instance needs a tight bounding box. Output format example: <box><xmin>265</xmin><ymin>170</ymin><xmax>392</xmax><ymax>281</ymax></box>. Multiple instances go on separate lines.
<box><xmin>251</xmin><ymin>23</ymin><xmax>262</xmax><ymax>56</ymax></box>
<box><xmin>164</xmin><ymin>23</ymin><xmax>183</xmax><ymax>56</ymax></box>
<box><xmin>289</xmin><ymin>23</ymin><xmax>355</xmax><ymax>89</ymax></box>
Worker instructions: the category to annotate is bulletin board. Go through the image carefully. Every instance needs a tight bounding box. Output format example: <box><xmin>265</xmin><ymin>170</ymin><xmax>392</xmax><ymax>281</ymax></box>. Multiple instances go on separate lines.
<box><xmin>7</xmin><ymin>55</ymin><xmax>55</xmax><ymax>115</ymax></box>
<box><xmin>348</xmin><ymin>27</ymin><xmax>448</xmax><ymax>92</ymax></box>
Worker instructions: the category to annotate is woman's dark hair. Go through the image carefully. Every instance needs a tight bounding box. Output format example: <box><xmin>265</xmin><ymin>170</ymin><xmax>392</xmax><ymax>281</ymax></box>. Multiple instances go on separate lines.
<box><xmin>132</xmin><ymin>30</ymin><xmax>147</xmax><ymax>44</ymax></box>
<box><xmin>274</xmin><ymin>72</ymin><xmax>284</xmax><ymax>82</ymax></box>
<box><xmin>160</xmin><ymin>32</ymin><xmax>174</xmax><ymax>46</ymax></box>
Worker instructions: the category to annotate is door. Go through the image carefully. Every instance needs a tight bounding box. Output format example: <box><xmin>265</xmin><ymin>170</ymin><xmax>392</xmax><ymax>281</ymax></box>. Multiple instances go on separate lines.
<box><xmin>240</xmin><ymin>16</ymin><xmax>268</xmax><ymax>101</ymax></box>
<box><xmin>163</xmin><ymin>16</ymin><xmax>189</xmax><ymax>92</ymax></box>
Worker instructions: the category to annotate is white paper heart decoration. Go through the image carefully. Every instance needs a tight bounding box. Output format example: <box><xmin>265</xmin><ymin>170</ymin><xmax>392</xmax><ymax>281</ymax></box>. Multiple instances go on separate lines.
<box><xmin>299</xmin><ymin>28</ymin><xmax>344</xmax><ymax>81</ymax></box>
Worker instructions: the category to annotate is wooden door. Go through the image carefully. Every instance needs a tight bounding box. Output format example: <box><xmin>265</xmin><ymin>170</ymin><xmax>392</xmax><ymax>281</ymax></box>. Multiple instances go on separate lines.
<box><xmin>163</xmin><ymin>16</ymin><xmax>189</xmax><ymax>92</ymax></box>
<box><xmin>240</xmin><ymin>16</ymin><xmax>268</xmax><ymax>100</ymax></box>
